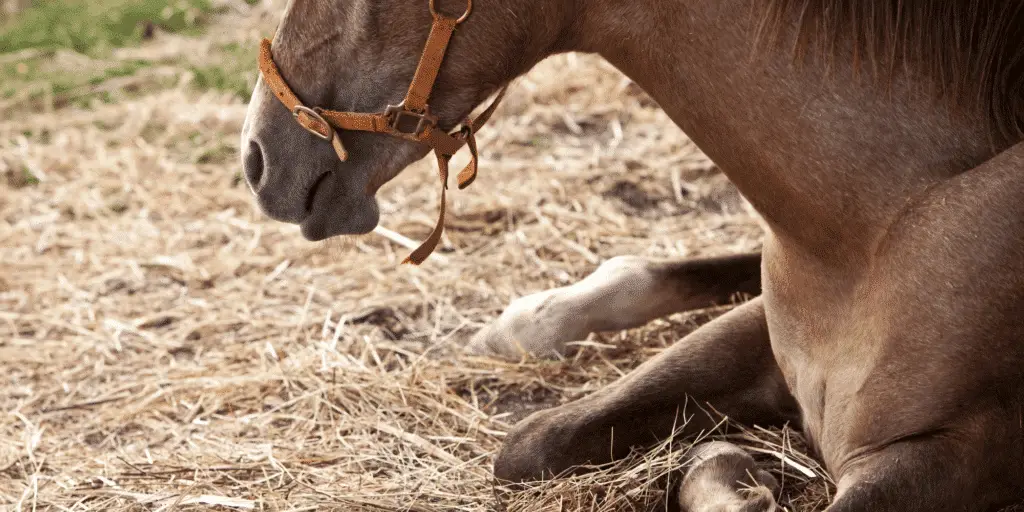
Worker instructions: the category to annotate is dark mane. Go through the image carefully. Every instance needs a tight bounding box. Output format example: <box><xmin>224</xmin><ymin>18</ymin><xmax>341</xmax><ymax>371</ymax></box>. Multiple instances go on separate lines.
<box><xmin>758</xmin><ymin>0</ymin><xmax>1024</xmax><ymax>140</ymax></box>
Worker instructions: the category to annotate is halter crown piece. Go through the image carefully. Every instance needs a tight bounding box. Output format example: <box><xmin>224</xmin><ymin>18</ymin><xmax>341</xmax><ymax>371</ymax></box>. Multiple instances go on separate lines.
<box><xmin>257</xmin><ymin>0</ymin><xmax>506</xmax><ymax>265</ymax></box>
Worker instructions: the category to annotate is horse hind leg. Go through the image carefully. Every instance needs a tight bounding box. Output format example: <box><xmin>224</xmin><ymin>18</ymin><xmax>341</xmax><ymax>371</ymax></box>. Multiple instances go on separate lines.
<box><xmin>470</xmin><ymin>252</ymin><xmax>761</xmax><ymax>358</ymax></box>
<box><xmin>678</xmin><ymin>441</ymin><xmax>779</xmax><ymax>512</ymax></box>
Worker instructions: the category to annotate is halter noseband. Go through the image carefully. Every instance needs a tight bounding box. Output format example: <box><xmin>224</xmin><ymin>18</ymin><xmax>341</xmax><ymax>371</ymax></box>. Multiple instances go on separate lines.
<box><xmin>258</xmin><ymin>0</ymin><xmax>506</xmax><ymax>265</ymax></box>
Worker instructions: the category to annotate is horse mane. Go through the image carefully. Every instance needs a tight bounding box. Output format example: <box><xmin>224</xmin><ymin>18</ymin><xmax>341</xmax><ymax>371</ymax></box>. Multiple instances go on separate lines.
<box><xmin>758</xmin><ymin>0</ymin><xmax>1024</xmax><ymax>140</ymax></box>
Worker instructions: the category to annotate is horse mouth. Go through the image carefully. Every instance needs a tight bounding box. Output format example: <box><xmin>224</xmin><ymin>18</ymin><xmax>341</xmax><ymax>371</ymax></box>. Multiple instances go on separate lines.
<box><xmin>299</xmin><ymin>172</ymin><xmax>380</xmax><ymax>241</ymax></box>
<box><xmin>304</xmin><ymin>172</ymin><xmax>331</xmax><ymax>215</ymax></box>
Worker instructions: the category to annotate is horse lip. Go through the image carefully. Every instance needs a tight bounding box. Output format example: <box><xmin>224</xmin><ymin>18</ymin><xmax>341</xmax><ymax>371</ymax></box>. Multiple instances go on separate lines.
<box><xmin>255</xmin><ymin>190</ymin><xmax>309</xmax><ymax>225</ymax></box>
<box><xmin>299</xmin><ymin>216</ymin><xmax>336</xmax><ymax>242</ymax></box>
<box><xmin>299</xmin><ymin>204</ymin><xmax>378</xmax><ymax>241</ymax></box>
<box><xmin>299</xmin><ymin>176</ymin><xmax>380</xmax><ymax>241</ymax></box>
<box><xmin>297</xmin><ymin>173</ymin><xmax>333</xmax><ymax>240</ymax></box>
<box><xmin>304</xmin><ymin>172</ymin><xmax>331</xmax><ymax>215</ymax></box>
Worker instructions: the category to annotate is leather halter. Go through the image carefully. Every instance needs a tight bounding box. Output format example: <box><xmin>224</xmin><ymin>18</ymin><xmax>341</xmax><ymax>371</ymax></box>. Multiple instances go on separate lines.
<box><xmin>257</xmin><ymin>0</ymin><xmax>506</xmax><ymax>265</ymax></box>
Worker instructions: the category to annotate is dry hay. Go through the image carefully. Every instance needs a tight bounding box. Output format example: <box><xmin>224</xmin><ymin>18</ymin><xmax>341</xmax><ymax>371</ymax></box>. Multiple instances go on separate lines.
<box><xmin>1</xmin><ymin>2</ymin><xmax>835</xmax><ymax>511</ymax></box>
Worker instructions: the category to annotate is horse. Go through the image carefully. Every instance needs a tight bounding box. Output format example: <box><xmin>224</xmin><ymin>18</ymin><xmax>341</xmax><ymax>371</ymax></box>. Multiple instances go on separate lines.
<box><xmin>239</xmin><ymin>0</ymin><xmax>1024</xmax><ymax>509</ymax></box>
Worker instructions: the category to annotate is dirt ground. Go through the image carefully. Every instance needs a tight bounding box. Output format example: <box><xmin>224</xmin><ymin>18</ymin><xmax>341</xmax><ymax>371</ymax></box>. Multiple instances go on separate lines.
<box><xmin>0</xmin><ymin>2</ymin><xmax>841</xmax><ymax>510</ymax></box>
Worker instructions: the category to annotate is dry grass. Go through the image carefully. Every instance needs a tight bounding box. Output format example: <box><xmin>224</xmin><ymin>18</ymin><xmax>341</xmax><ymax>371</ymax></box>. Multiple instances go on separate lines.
<box><xmin>0</xmin><ymin>2</ymin><xmax>839</xmax><ymax>511</ymax></box>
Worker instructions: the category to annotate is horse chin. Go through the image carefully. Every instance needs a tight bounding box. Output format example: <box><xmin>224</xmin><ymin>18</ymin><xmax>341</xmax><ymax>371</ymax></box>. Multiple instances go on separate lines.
<box><xmin>299</xmin><ymin>175</ymin><xmax>380</xmax><ymax>241</ymax></box>
<box><xmin>300</xmin><ymin>199</ymin><xmax>379</xmax><ymax>241</ymax></box>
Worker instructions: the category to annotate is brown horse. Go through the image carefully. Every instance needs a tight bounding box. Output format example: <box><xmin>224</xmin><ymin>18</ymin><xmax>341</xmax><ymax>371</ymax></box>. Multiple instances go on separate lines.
<box><xmin>240</xmin><ymin>0</ymin><xmax>1024</xmax><ymax>510</ymax></box>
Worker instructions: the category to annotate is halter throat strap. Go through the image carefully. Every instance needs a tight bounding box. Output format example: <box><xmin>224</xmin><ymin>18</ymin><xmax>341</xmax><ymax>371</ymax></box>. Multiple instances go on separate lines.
<box><xmin>257</xmin><ymin>0</ymin><xmax>506</xmax><ymax>265</ymax></box>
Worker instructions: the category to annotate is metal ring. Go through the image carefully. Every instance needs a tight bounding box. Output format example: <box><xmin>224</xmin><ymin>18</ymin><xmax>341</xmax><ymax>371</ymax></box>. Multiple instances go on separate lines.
<box><xmin>292</xmin><ymin>105</ymin><xmax>334</xmax><ymax>141</ymax></box>
<box><xmin>429</xmin><ymin>0</ymin><xmax>472</xmax><ymax>23</ymax></box>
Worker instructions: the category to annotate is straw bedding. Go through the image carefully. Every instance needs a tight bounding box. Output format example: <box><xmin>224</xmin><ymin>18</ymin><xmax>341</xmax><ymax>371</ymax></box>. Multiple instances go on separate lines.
<box><xmin>1</xmin><ymin>2</ymin><xmax>845</xmax><ymax>510</ymax></box>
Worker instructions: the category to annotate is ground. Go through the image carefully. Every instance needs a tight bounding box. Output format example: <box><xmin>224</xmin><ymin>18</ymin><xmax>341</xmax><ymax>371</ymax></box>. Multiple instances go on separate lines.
<box><xmin>1</xmin><ymin>1</ymin><xmax>834</xmax><ymax>510</ymax></box>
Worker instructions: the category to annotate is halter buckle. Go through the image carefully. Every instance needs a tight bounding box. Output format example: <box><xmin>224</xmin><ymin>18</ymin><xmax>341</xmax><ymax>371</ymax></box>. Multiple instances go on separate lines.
<box><xmin>429</xmin><ymin>0</ymin><xmax>472</xmax><ymax>23</ymax></box>
<box><xmin>385</xmin><ymin>102</ymin><xmax>439</xmax><ymax>141</ymax></box>
<box><xmin>292</xmin><ymin>106</ymin><xmax>334</xmax><ymax>141</ymax></box>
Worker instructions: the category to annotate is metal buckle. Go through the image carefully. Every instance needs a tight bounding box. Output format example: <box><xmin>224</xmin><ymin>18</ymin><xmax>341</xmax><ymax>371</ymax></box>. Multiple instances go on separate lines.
<box><xmin>385</xmin><ymin>102</ymin><xmax>439</xmax><ymax>140</ymax></box>
<box><xmin>429</xmin><ymin>0</ymin><xmax>472</xmax><ymax>23</ymax></box>
<box><xmin>292</xmin><ymin>105</ymin><xmax>334</xmax><ymax>141</ymax></box>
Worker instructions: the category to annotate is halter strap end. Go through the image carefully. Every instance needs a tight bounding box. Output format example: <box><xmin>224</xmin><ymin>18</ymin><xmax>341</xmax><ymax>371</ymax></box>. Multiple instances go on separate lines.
<box><xmin>456</xmin><ymin>131</ymin><xmax>479</xmax><ymax>189</ymax></box>
<box><xmin>331</xmin><ymin>133</ymin><xmax>349</xmax><ymax>161</ymax></box>
<box><xmin>401</xmin><ymin>153</ymin><xmax>451</xmax><ymax>265</ymax></box>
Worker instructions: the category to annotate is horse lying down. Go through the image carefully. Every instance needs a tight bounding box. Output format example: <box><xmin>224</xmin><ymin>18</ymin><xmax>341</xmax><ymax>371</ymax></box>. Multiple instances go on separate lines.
<box><xmin>240</xmin><ymin>0</ymin><xmax>1024</xmax><ymax>509</ymax></box>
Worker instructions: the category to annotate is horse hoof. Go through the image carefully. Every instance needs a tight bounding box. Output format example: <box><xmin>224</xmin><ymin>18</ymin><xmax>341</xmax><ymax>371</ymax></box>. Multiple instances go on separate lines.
<box><xmin>678</xmin><ymin>442</ymin><xmax>779</xmax><ymax>512</ymax></box>
<box><xmin>469</xmin><ymin>289</ymin><xmax>586</xmax><ymax>359</ymax></box>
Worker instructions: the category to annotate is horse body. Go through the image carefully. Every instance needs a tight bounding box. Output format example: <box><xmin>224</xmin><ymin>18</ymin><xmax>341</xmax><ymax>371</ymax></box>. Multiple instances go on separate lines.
<box><xmin>767</xmin><ymin>198</ymin><xmax>1024</xmax><ymax>486</ymax></box>
<box><xmin>575</xmin><ymin>5</ymin><xmax>1024</xmax><ymax>503</ymax></box>
<box><xmin>241</xmin><ymin>0</ymin><xmax>1024</xmax><ymax>509</ymax></box>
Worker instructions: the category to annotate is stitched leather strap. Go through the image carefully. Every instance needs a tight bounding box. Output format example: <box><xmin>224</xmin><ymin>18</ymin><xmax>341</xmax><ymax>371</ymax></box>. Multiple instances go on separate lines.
<box><xmin>402</xmin><ymin>86</ymin><xmax>507</xmax><ymax>263</ymax></box>
<box><xmin>402</xmin><ymin>153</ymin><xmax>450</xmax><ymax>265</ymax></box>
<box><xmin>257</xmin><ymin>0</ymin><xmax>505</xmax><ymax>265</ymax></box>
<box><xmin>456</xmin><ymin>86</ymin><xmax>507</xmax><ymax>188</ymax></box>
<box><xmin>258</xmin><ymin>40</ymin><xmax>354</xmax><ymax>161</ymax></box>
<box><xmin>404</xmin><ymin>16</ymin><xmax>458</xmax><ymax>112</ymax></box>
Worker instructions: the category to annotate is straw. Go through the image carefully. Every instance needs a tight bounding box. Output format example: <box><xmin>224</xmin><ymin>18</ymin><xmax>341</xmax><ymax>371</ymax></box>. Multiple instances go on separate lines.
<box><xmin>0</xmin><ymin>2</ymin><xmax>853</xmax><ymax>511</ymax></box>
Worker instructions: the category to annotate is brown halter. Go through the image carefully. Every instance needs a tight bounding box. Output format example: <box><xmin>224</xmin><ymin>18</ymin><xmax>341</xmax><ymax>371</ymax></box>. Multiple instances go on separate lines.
<box><xmin>258</xmin><ymin>0</ymin><xmax>506</xmax><ymax>265</ymax></box>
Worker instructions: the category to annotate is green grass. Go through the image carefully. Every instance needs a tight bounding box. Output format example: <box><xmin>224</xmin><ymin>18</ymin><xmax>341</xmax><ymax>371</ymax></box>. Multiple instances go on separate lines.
<box><xmin>90</xmin><ymin>60</ymin><xmax>150</xmax><ymax>84</ymax></box>
<box><xmin>0</xmin><ymin>0</ymin><xmax>213</xmax><ymax>54</ymax></box>
<box><xmin>0</xmin><ymin>1</ymin><xmax>257</xmax><ymax>107</ymax></box>
<box><xmin>189</xmin><ymin>42</ymin><xmax>257</xmax><ymax>101</ymax></box>
<box><xmin>1</xmin><ymin>57</ymin><xmax>154</xmax><ymax>106</ymax></box>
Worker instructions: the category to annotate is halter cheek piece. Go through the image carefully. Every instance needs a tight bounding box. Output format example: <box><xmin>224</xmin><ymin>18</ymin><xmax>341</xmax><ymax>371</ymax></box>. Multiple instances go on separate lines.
<box><xmin>257</xmin><ymin>0</ymin><xmax>506</xmax><ymax>265</ymax></box>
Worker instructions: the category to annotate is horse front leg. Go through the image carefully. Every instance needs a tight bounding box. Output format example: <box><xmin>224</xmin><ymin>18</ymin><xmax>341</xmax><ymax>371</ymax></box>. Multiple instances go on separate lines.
<box><xmin>470</xmin><ymin>252</ymin><xmax>762</xmax><ymax>358</ymax></box>
<box><xmin>493</xmin><ymin>297</ymin><xmax>798</xmax><ymax>482</ymax></box>
<box><xmin>824</xmin><ymin>425</ymin><xmax>1024</xmax><ymax>512</ymax></box>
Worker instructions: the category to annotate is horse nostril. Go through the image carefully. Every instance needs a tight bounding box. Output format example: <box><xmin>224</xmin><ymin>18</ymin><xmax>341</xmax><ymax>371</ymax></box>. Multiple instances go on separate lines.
<box><xmin>243</xmin><ymin>140</ymin><xmax>265</xmax><ymax>192</ymax></box>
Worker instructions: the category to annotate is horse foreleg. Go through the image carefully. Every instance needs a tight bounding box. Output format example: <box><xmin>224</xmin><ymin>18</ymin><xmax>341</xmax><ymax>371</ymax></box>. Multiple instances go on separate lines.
<box><xmin>493</xmin><ymin>297</ymin><xmax>797</xmax><ymax>482</ymax></box>
<box><xmin>470</xmin><ymin>252</ymin><xmax>761</xmax><ymax>358</ymax></box>
<box><xmin>824</xmin><ymin>429</ymin><xmax>1023</xmax><ymax>512</ymax></box>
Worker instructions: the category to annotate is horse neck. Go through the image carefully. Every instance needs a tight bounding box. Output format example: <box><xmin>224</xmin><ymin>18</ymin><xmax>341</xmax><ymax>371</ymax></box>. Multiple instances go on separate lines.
<box><xmin>564</xmin><ymin>0</ymin><xmax>1000</xmax><ymax>264</ymax></box>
